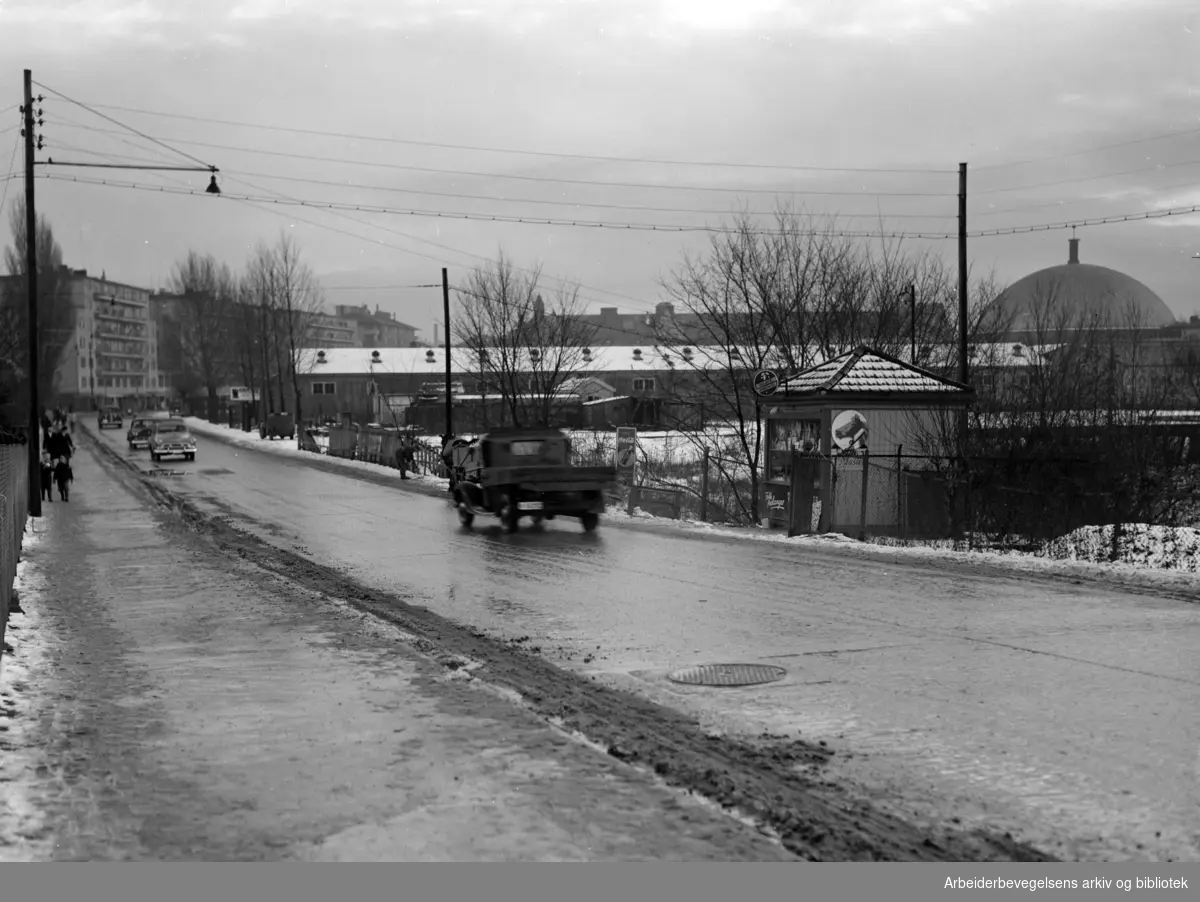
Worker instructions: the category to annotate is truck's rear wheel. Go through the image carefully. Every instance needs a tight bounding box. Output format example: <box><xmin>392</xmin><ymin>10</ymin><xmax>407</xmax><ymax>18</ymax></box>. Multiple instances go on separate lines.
<box><xmin>458</xmin><ymin>503</ymin><xmax>474</xmax><ymax>528</ymax></box>
<box><xmin>581</xmin><ymin>512</ymin><xmax>599</xmax><ymax>532</ymax></box>
<box><xmin>500</xmin><ymin>494</ymin><xmax>520</xmax><ymax>533</ymax></box>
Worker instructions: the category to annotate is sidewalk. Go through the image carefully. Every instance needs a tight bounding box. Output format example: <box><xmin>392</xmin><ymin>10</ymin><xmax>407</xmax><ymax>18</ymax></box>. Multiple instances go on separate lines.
<box><xmin>0</xmin><ymin>440</ymin><xmax>793</xmax><ymax>861</ymax></box>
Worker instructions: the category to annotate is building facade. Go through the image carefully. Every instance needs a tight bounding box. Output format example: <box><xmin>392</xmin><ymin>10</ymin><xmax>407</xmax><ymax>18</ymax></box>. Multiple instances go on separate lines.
<box><xmin>331</xmin><ymin>304</ymin><xmax>419</xmax><ymax>348</ymax></box>
<box><xmin>305</xmin><ymin>311</ymin><xmax>357</xmax><ymax>347</ymax></box>
<box><xmin>58</xmin><ymin>270</ymin><xmax>159</xmax><ymax>410</ymax></box>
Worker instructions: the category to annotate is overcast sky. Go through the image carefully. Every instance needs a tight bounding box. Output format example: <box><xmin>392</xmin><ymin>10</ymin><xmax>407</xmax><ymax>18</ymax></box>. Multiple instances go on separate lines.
<box><xmin>3</xmin><ymin>0</ymin><xmax>1199</xmax><ymax>339</ymax></box>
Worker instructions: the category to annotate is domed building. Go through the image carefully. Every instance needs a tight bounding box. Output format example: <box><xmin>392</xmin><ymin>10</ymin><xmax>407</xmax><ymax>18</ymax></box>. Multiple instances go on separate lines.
<box><xmin>993</xmin><ymin>237</ymin><xmax>1176</xmax><ymax>336</ymax></box>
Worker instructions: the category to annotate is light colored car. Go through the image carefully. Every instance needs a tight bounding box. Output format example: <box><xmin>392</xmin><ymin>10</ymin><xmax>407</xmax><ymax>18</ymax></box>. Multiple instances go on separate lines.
<box><xmin>148</xmin><ymin>419</ymin><xmax>197</xmax><ymax>462</ymax></box>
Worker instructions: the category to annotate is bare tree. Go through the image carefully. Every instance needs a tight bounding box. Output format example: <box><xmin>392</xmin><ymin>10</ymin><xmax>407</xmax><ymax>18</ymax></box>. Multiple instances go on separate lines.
<box><xmin>1</xmin><ymin>197</ymin><xmax>75</xmax><ymax>422</ymax></box>
<box><xmin>243</xmin><ymin>235</ymin><xmax>322</xmax><ymax>430</ymax></box>
<box><xmin>168</xmin><ymin>250</ymin><xmax>237</xmax><ymax>421</ymax></box>
<box><xmin>453</xmin><ymin>252</ymin><xmax>596</xmax><ymax>430</ymax></box>
<box><xmin>654</xmin><ymin>207</ymin><xmax>976</xmax><ymax>524</ymax></box>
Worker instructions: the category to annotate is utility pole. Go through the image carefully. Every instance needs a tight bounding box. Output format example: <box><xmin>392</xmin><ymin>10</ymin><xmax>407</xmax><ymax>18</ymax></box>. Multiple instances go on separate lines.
<box><xmin>957</xmin><ymin>163</ymin><xmax>969</xmax><ymax>388</ymax></box>
<box><xmin>908</xmin><ymin>282</ymin><xmax>917</xmax><ymax>364</ymax></box>
<box><xmin>23</xmin><ymin>70</ymin><xmax>41</xmax><ymax>518</ymax></box>
<box><xmin>442</xmin><ymin>267</ymin><xmax>453</xmax><ymax>440</ymax></box>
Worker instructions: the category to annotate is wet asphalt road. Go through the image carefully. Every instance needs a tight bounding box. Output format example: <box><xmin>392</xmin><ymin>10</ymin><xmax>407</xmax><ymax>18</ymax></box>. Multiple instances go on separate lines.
<box><xmin>91</xmin><ymin>421</ymin><xmax>1200</xmax><ymax>862</ymax></box>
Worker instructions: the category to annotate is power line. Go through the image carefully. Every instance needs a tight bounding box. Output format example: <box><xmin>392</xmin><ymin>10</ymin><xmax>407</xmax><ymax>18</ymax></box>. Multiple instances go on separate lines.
<box><xmin>51</xmin><ymin>121</ymin><xmax>955</xmax><ymax>198</ymax></box>
<box><xmin>970</xmin><ymin>206</ymin><xmax>1200</xmax><ymax>237</ymax></box>
<box><xmin>0</xmin><ymin>135</ymin><xmax>20</xmax><ymax>219</ymax></box>
<box><xmin>219</xmin><ymin>167</ymin><xmax>957</xmax><ymax>219</ymax></box>
<box><xmin>218</xmin><ymin>172</ymin><xmax>662</xmax><ymax>309</ymax></box>
<box><xmin>68</xmin><ymin>100</ymin><xmax>957</xmax><ymax>175</ymax></box>
<box><xmin>975</xmin><ymin>156</ymin><xmax>1200</xmax><ymax>196</ymax></box>
<box><xmin>39</xmin><ymin>173</ymin><xmax>963</xmax><ymax>237</ymax></box>
<box><xmin>33</xmin><ymin>80</ymin><xmax>217</xmax><ymax>172</ymax></box>
<box><xmin>43</xmin><ymin>171</ymin><xmax>1200</xmax><ymax>242</ymax></box>
<box><xmin>974</xmin><ymin>177</ymin><xmax>1200</xmax><ymax>218</ymax></box>
<box><xmin>974</xmin><ymin>125</ymin><xmax>1200</xmax><ymax>173</ymax></box>
<box><xmin>223</xmin><ymin>194</ymin><xmax>670</xmax><ymax>331</ymax></box>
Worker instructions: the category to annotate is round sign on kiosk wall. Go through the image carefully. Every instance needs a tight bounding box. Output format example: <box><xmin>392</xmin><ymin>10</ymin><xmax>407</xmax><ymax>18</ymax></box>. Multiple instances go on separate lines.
<box><xmin>752</xmin><ymin>369</ymin><xmax>780</xmax><ymax>396</ymax></box>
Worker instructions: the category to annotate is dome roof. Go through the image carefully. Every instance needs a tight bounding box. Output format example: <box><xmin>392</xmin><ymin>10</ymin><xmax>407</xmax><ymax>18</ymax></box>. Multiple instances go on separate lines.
<box><xmin>994</xmin><ymin>238</ymin><xmax>1175</xmax><ymax>330</ymax></box>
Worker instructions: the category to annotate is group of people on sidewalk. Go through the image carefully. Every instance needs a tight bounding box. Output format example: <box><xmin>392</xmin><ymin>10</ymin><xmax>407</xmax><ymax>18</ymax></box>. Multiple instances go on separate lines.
<box><xmin>40</xmin><ymin>408</ymin><xmax>76</xmax><ymax>503</ymax></box>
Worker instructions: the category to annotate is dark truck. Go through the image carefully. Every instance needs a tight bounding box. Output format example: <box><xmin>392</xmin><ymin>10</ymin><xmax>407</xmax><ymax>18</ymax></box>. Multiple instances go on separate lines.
<box><xmin>452</xmin><ymin>428</ymin><xmax>617</xmax><ymax>533</ymax></box>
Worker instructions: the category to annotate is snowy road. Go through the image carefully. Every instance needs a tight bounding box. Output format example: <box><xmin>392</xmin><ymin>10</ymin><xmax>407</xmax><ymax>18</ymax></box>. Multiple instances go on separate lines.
<box><xmin>88</xmin><ymin>421</ymin><xmax>1200</xmax><ymax>861</ymax></box>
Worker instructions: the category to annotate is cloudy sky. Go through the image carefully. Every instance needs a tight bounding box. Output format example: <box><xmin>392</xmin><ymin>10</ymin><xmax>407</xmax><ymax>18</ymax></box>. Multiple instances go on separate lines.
<box><xmin>2</xmin><ymin>0</ymin><xmax>1199</xmax><ymax>339</ymax></box>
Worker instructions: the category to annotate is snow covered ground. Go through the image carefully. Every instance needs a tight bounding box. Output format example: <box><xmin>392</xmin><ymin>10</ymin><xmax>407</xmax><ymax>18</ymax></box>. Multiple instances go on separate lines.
<box><xmin>182</xmin><ymin>418</ymin><xmax>1200</xmax><ymax>588</ymax></box>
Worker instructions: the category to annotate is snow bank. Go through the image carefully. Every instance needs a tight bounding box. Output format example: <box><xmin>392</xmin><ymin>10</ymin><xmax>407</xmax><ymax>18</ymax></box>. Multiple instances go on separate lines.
<box><xmin>183</xmin><ymin>418</ymin><xmax>450</xmax><ymax>490</ymax></box>
<box><xmin>182</xmin><ymin>417</ymin><xmax>1200</xmax><ymax>589</ymax></box>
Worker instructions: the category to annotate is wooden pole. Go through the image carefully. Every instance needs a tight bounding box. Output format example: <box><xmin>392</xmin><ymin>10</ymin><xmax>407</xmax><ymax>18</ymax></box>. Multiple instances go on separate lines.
<box><xmin>859</xmin><ymin>447</ymin><xmax>870</xmax><ymax>540</ymax></box>
<box><xmin>699</xmin><ymin>447</ymin><xmax>710</xmax><ymax>522</ymax></box>
<box><xmin>23</xmin><ymin>70</ymin><xmax>41</xmax><ymax>518</ymax></box>
<box><xmin>442</xmin><ymin>267</ymin><xmax>453</xmax><ymax>441</ymax></box>
<box><xmin>896</xmin><ymin>444</ymin><xmax>904</xmax><ymax>538</ymax></box>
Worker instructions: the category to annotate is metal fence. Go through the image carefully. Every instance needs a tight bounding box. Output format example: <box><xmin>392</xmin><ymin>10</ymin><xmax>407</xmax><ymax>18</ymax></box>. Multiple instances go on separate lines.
<box><xmin>0</xmin><ymin>434</ymin><xmax>30</xmax><ymax>668</ymax></box>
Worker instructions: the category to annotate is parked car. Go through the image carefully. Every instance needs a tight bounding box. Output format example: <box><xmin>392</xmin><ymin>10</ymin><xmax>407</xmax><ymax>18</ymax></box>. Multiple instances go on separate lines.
<box><xmin>148</xmin><ymin>419</ymin><xmax>197</xmax><ymax>462</ymax></box>
<box><xmin>127</xmin><ymin>417</ymin><xmax>155</xmax><ymax>449</ymax></box>
<box><xmin>98</xmin><ymin>407</ymin><xmax>123</xmax><ymax>430</ymax></box>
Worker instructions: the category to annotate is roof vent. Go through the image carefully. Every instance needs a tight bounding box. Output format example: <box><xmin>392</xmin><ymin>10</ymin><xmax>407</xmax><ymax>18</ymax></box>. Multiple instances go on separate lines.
<box><xmin>316</xmin><ymin>350</ymin><xmax>327</xmax><ymax>364</ymax></box>
<box><xmin>425</xmin><ymin>349</ymin><xmax>436</xmax><ymax>363</ymax></box>
<box><xmin>1012</xmin><ymin>343</ymin><xmax>1023</xmax><ymax>357</ymax></box>
<box><xmin>529</xmin><ymin>347</ymin><xmax>541</xmax><ymax>362</ymax></box>
<box><xmin>371</xmin><ymin>349</ymin><xmax>381</xmax><ymax>362</ymax></box>
<box><xmin>682</xmin><ymin>347</ymin><xmax>693</xmax><ymax>359</ymax></box>
<box><xmin>632</xmin><ymin>348</ymin><xmax>643</xmax><ymax>361</ymax></box>
<box><xmin>582</xmin><ymin>347</ymin><xmax>592</xmax><ymax>362</ymax></box>
<box><xmin>728</xmin><ymin>347</ymin><xmax>741</xmax><ymax>360</ymax></box>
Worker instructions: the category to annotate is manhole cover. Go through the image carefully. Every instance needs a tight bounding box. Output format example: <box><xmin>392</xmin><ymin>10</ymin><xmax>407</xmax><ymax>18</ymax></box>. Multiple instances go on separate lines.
<box><xmin>146</xmin><ymin>468</ymin><xmax>187</xmax><ymax>477</ymax></box>
<box><xmin>667</xmin><ymin>663</ymin><xmax>787</xmax><ymax>687</ymax></box>
<box><xmin>198</xmin><ymin>468</ymin><xmax>234</xmax><ymax>476</ymax></box>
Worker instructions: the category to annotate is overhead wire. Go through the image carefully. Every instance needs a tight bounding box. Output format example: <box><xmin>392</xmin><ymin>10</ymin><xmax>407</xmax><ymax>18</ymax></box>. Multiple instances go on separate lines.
<box><xmin>975</xmin><ymin>156</ymin><xmax>1200</xmax><ymax>196</ymax></box>
<box><xmin>67</xmin><ymin>100</ymin><xmax>957</xmax><ymax>175</ymax></box>
<box><xmin>41</xmin><ymin>172</ymin><xmax>1200</xmax><ymax>242</ymax></box>
<box><xmin>33</xmin><ymin>79</ymin><xmax>217</xmax><ymax>171</ymax></box>
<box><xmin>0</xmin><ymin>135</ymin><xmax>20</xmax><ymax>219</ymax></box>
<box><xmin>218</xmin><ymin>171</ymin><xmax>664</xmax><ymax>309</ymax></box>
<box><xmin>48</xmin><ymin>121</ymin><xmax>955</xmax><ymax>198</ymax></box>
<box><xmin>39</xmin><ymin>173</ymin><xmax>964</xmax><ymax>238</ymax></box>
<box><xmin>217</xmin><ymin>168</ymin><xmax>958</xmax><ymax>220</ymax></box>
<box><xmin>973</xmin><ymin>125</ymin><xmax>1200</xmax><ymax>173</ymax></box>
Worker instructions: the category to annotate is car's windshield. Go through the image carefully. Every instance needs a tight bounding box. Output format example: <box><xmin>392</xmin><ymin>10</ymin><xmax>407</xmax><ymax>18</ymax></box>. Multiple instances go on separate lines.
<box><xmin>157</xmin><ymin>424</ymin><xmax>186</xmax><ymax>434</ymax></box>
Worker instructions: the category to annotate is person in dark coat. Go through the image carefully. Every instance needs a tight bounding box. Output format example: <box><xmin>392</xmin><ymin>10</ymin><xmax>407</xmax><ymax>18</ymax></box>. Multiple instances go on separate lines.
<box><xmin>39</xmin><ymin>450</ymin><xmax>54</xmax><ymax>503</ymax></box>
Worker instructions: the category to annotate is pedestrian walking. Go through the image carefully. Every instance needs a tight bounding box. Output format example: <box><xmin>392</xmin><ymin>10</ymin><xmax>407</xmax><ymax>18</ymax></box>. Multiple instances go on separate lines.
<box><xmin>39</xmin><ymin>450</ymin><xmax>55</xmax><ymax>503</ymax></box>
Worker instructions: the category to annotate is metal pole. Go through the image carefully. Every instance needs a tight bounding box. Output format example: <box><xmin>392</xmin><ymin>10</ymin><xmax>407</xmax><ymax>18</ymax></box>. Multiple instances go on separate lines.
<box><xmin>442</xmin><ymin>267</ymin><xmax>453</xmax><ymax>439</ymax></box>
<box><xmin>23</xmin><ymin>70</ymin><xmax>41</xmax><ymax>518</ymax></box>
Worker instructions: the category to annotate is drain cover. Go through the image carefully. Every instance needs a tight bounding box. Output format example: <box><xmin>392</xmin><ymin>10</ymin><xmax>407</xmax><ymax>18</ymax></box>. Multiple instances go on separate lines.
<box><xmin>667</xmin><ymin>663</ymin><xmax>787</xmax><ymax>687</ymax></box>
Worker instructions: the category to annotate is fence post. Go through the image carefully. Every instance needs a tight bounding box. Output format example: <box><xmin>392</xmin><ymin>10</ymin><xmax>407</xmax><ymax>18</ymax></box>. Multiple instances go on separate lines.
<box><xmin>859</xmin><ymin>447</ymin><xmax>870</xmax><ymax>540</ymax></box>
<box><xmin>699</xmin><ymin>448</ymin><xmax>710</xmax><ymax>522</ymax></box>
<box><xmin>896</xmin><ymin>444</ymin><xmax>903</xmax><ymax>539</ymax></box>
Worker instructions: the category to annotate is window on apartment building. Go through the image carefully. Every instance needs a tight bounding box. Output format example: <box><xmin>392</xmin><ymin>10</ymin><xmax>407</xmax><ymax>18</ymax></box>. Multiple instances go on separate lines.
<box><xmin>632</xmin><ymin>378</ymin><xmax>655</xmax><ymax>392</ymax></box>
<box><xmin>312</xmin><ymin>382</ymin><xmax>336</xmax><ymax>395</ymax></box>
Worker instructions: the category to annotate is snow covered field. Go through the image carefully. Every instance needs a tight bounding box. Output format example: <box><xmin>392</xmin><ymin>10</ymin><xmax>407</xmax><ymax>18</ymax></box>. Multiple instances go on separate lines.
<box><xmin>182</xmin><ymin>417</ymin><xmax>1200</xmax><ymax>585</ymax></box>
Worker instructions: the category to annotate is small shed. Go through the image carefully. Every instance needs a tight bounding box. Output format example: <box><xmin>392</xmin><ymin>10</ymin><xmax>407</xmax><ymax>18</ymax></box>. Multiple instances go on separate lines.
<box><xmin>759</xmin><ymin>346</ymin><xmax>973</xmax><ymax>537</ymax></box>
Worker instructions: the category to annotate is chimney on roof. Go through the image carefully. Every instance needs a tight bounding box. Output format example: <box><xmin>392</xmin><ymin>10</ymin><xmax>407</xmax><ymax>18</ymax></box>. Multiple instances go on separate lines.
<box><xmin>1068</xmin><ymin>237</ymin><xmax>1080</xmax><ymax>265</ymax></box>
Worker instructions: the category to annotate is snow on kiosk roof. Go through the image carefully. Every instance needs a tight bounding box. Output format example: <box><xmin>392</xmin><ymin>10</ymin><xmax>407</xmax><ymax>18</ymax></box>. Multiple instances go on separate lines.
<box><xmin>776</xmin><ymin>346</ymin><xmax>974</xmax><ymax>400</ymax></box>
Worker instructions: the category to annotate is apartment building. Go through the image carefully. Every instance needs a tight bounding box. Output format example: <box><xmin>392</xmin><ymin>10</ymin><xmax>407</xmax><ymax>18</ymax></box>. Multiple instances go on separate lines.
<box><xmin>58</xmin><ymin>270</ymin><xmax>159</xmax><ymax>410</ymax></box>
<box><xmin>333</xmin><ymin>304</ymin><xmax>418</xmax><ymax>348</ymax></box>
